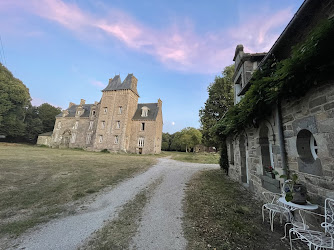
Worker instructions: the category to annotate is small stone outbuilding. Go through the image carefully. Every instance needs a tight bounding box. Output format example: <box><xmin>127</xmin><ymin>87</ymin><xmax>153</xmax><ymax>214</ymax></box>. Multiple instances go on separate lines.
<box><xmin>226</xmin><ymin>0</ymin><xmax>334</xmax><ymax>204</ymax></box>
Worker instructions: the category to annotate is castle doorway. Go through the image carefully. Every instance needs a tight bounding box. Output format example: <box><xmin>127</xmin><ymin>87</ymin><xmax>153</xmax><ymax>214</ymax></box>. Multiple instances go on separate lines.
<box><xmin>62</xmin><ymin>130</ymin><xmax>71</xmax><ymax>148</ymax></box>
<box><xmin>139</xmin><ymin>148</ymin><xmax>143</xmax><ymax>154</ymax></box>
<box><xmin>239</xmin><ymin>135</ymin><xmax>248</xmax><ymax>183</ymax></box>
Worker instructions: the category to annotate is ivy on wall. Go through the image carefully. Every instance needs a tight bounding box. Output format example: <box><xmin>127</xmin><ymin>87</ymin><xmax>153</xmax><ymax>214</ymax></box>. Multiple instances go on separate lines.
<box><xmin>214</xmin><ymin>19</ymin><xmax>334</xmax><ymax>137</ymax></box>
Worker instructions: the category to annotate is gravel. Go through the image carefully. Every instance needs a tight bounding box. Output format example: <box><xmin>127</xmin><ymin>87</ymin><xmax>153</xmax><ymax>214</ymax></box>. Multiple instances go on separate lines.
<box><xmin>11</xmin><ymin>158</ymin><xmax>219</xmax><ymax>250</ymax></box>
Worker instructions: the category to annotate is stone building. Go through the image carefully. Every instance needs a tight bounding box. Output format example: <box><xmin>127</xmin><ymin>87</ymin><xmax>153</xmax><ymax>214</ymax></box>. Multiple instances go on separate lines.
<box><xmin>38</xmin><ymin>74</ymin><xmax>163</xmax><ymax>154</ymax></box>
<box><xmin>226</xmin><ymin>0</ymin><xmax>334</xmax><ymax>204</ymax></box>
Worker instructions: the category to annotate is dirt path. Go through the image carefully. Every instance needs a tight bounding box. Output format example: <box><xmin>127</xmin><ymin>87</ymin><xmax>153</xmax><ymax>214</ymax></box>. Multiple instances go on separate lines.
<box><xmin>10</xmin><ymin>158</ymin><xmax>219</xmax><ymax>250</ymax></box>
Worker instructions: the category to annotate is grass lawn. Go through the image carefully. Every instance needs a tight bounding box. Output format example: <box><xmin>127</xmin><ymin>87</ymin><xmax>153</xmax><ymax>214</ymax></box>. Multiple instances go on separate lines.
<box><xmin>183</xmin><ymin>169</ymin><xmax>299</xmax><ymax>250</ymax></box>
<box><xmin>0</xmin><ymin>143</ymin><xmax>156</xmax><ymax>237</ymax></box>
<box><xmin>161</xmin><ymin>151</ymin><xmax>220</xmax><ymax>164</ymax></box>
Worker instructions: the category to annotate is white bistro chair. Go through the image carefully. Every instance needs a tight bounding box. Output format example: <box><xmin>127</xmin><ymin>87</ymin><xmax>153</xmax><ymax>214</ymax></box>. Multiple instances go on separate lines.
<box><xmin>262</xmin><ymin>191</ymin><xmax>291</xmax><ymax>231</ymax></box>
<box><xmin>289</xmin><ymin>198</ymin><xmax>334</xmax><ymax>250</ymax></box>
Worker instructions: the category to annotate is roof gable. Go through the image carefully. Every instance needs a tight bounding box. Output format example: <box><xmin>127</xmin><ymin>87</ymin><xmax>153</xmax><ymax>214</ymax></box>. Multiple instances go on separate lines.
<box><xmin>102</xmin><ymin>74</ymin><xmax>139</xmax><ymax>96</ymax></box>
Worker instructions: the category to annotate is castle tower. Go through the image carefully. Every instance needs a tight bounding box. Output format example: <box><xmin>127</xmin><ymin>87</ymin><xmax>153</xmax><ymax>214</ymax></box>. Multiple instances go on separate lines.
<box><xmin>94</xmin><ymin>74</ymin><xmax>139</xmax><ymax>151</ymax></box>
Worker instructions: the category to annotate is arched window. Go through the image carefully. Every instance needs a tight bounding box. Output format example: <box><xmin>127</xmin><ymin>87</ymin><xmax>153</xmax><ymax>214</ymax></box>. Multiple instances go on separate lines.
<box><xmin>259</xmin><ymin>126</ymin><xmax>274</xmax><ymax>175</ymax></box>
<box><xmin>229</xmin><ymin>141</ymin><xmax>234</xmax><ymax>165</ymax></box>
<box><xmin>296</xmin><ymin>129</ymin><xmax>322</xmax><ymax>176</ymax></box>
<box><xmin>297</xmin><ymin>129</ymin><xmax>318</xmax><ymax>163</ymax></box>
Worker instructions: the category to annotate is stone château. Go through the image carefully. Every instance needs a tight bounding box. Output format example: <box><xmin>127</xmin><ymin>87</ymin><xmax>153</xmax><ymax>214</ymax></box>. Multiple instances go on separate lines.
<box><xmin>38</xmin><ymin>74</ymin><xmax>163</xmax><ymax>154</ymax></box>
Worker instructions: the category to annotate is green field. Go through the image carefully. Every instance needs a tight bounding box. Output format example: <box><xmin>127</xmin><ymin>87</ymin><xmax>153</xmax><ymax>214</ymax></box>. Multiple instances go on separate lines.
<box><xmin>161</xmin><ymin>151</ymin><xmax>220</xmax><ymax>164</ymax></box>
<box><xmin>0</xmin><ymin>143</ymin><xmax>156</xmax><ymax>236</ymax></box>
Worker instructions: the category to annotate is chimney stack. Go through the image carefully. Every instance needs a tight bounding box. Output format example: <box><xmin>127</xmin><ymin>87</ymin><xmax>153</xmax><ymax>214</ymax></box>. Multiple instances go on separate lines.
<box><xmin>157</xmin><ymin>98</ymin><xmax>162</xmax><ymax>107</ymax></box>
<box><xmin>68</xmin><ymin>102</ymin><xmax>75</xmax><ymax>109</ymax></box>
<box><xmin>80</xmin><ymin>99</ymin><xmax>86</xmax><ymax>106</ymax></box>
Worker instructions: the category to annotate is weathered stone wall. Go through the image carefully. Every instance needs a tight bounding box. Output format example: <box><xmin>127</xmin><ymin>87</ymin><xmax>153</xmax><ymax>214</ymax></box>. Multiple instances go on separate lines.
<box><xmin>281</xmin><ymin>81</ymin><xmax>334</xmax><ymax>203</ymax></box>
<box><xmin>129</xmin><ymin>120</ymin><xmax>157</xmax><ymax>154</ymax></box>
<box><xmin>153</xmin><ymin>101</ymin><xmax>163</xmax><ymax>154</ymax></box>
<box><xmin>37</xmin><ymin>135</ymin><xmax>52</xmax><ymax>146</ymax></box>
<box><xmin>94</xmin><ymin>89</ymin><xmax>138</xmax><ymax>152</ymax></box>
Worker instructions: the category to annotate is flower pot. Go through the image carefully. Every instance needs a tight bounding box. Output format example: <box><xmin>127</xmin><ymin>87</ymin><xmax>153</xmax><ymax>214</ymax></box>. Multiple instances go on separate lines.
<box><xmin>265</xmin><ymin>172</ymin><xmax>275</xmax><ymax>179</ymax></box>
<box><xmin>291</xmin><ymin>183</ymin><xmax>307</xmax><ymax>205</ymax></box>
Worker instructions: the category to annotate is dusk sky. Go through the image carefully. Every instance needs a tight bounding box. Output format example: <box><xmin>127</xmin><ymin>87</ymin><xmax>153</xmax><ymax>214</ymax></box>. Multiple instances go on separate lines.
<box><xmin>0</xmin><ymin>0</ymin><xmax>303</xmax><ymax>133</ymax></box>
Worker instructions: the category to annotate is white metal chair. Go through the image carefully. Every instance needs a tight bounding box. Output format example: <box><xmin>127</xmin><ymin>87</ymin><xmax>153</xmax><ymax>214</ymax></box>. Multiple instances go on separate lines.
<box><xmin>262</xmin><ymin>191</ymin><xmax>291</xmax><ymax>231</ymax></box>
<box><xmin>289</xmin><ymin>198</ymin><xmax>334</xmax><ymax>250</ymax></box>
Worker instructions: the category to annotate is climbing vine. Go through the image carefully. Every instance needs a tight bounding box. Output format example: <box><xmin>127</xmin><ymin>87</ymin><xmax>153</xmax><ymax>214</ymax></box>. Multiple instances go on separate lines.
<box><xmin>214</xmin><ymin>19</ymin><xmax>334</xmax><ymax>137</ymax></box>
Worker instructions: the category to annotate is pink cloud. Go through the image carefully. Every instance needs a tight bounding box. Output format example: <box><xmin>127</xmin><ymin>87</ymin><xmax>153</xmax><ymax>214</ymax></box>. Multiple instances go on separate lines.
<box><xmin>0</xmin><ymin>0</ymin><xmax>295</xmax><ymax>73</ymax></box>
<box><xmin>229</xmin><ymin>8</ymin><xmax>294</xmax><ymax>53</ymax></box>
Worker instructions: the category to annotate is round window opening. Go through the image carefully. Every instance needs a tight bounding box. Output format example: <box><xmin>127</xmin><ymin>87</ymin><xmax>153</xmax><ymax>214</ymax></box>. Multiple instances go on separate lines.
<box><xmin>296</xmin><ymin>129</ymin><xmax>318</xmax><ymax>163</ymax></box>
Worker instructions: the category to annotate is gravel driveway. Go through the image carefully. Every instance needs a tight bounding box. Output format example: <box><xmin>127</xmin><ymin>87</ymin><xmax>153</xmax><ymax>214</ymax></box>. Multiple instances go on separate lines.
<box><xmin>12</xmin><ymin>158</ymin><xmax>219</xmax><ymax>250</ymax></box>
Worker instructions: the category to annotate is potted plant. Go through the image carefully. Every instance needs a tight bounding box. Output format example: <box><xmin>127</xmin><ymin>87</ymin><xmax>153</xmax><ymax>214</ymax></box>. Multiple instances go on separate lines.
<box><xmin>265</xmin><ymin>166</ymin><xmax>278</xmax><ymax>179</ymax></box>
<box><xmin>281</xmin><ymin>173</ymin><xmax>308</xmax><ymax>205</ymax></box>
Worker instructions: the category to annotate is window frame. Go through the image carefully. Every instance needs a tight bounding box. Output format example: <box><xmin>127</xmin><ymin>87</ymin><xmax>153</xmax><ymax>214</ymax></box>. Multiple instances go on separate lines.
<box><xmin>114</xmin><ymin>135</ymin><xmax>119</xmax><ymax>144</ymax></box>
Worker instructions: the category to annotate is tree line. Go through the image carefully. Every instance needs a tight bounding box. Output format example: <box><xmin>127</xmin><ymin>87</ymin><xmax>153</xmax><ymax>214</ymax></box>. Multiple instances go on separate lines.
<box><xmin>0</xmin><ymin>63</ymin><xmax>61</xmax><ymax>143</ymax></box>
<box><xmin>162</xmin><ymin>127</ymin><xmax>202</xmax><ymax>152</ymax></box>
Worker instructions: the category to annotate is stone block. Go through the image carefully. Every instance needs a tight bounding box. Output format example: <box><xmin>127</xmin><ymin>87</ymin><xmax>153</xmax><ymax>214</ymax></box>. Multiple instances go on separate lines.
<box><xmin>310</xmin><ymin>106</ymin><xmax>322</xmax><ymax>114</ymax></box>
<box><xmin>288</xmin><ymin>162</ymin><xmax>299</xmax><ymax>171</ymax></box>
<box><xmin>324</xmin><ymin>101</ymin><xmax>334</xmax><ymax>111</ymax></box>
<box><xmin>283</xmin><ymin>114</ymin><xmax>294</xmax><ymax>123</ymax></box>
<box><xmin>309</xmin><ymin>96</ymin><xmax>327</xmax><ymax>109</ymax></box>
<box><xmin>317</xmin><ymin>118</ymin><xmax>334</xmax><ymax>133</ymax></box>
<box><xmin>292</xmin><ymin>116</ymin><xmax>317</xmax><ymax>134</ymax></box>
<box><xmin>325</xmin><ymin>190</ymin><xmax>334</xmax><ymax>199</ymax></box>
<box><xmin>323</xmin><ymin>170</ymin><xmax>333</xmax><ymax>177</ymax></box>
<box><xmin>298</xmin><ymin>158</ymin><xmax>323</xmax><ymax>176</ymax></box>
<box><xmin>284</xmin><ymin>130</ymin><xmax>294</xmax><ymax>138</ymax></box>
<box><xmin>261</xmin><ymin>175</ymin><xmax>281</xmax><ymax>193</ymax></box>
<box><xmin>318</xmin><ymin>179</ymin><xmax>334</xmax><ymax>190</ymax></box>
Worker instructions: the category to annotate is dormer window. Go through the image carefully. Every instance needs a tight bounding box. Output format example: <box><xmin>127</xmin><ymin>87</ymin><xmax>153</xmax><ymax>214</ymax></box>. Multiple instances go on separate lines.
<box><xmin>141</xmin><ymin>106</ymin><xmax>149</xmax><ymax>117</ymax></box>
<box><xmin>91</xmin><ymin>110</ymin><xmax>96</xmax><ymax>116</ymax></box>
<box><xmin>77</xmin><ymin>110</ymin><xmax>81</xmax><ymax>116</ymax></box>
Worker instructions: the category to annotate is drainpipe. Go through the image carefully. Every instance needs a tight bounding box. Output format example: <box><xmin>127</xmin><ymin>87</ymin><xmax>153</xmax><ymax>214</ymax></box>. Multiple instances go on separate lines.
<box><xmin>276</xmin><ymin>99</ymin><xmax>288</xmax><ymax>178</ymax></box>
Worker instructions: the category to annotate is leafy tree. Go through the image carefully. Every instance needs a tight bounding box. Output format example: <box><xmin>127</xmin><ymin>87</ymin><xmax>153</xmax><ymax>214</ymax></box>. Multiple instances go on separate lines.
<box><xmin>199</xmin><ymin>65</ymin><xmax>234</xmax><ymax>147</ymax></box>
<box><xmin>0</xmin><ymin>63</ymin><xmax>31</xmax><ymax>139</ymax></box>
<box><xmin>24</xmin><ymin>104</ymin><xmax>43</xmax><ymax>142</ymax></box>
<box><xmin>38</xmin><ymin>103</ymin><xmax>61</xmax><ymax>132</ymax></box>
<box><xmin>170</xmin><ymin>131</ymin><xmax>182</xmax><ymax>151</ymax></box>
<box><xmin>161</xmin><ymin>132</ymin><xmax>172</xmax><ymax>151</ymax></box>
<box><xmin>180</xmin><ymin>127</ymin><xmax>202</xmax><ymax>152</ymax></box>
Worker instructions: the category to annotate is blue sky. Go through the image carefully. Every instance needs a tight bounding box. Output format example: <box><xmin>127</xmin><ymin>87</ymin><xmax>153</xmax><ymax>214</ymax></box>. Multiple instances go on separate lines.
<box><xmin>0</xmin><ymin>0</ymin><xmax>303</xmax><ymax>133</ymax></box>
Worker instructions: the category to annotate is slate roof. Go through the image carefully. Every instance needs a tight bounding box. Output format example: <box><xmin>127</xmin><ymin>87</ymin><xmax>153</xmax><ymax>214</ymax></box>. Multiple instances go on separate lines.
<box><xmin>56</xmin><ymin>104</ymin><xmax>94</xmax><ymax>118</ymax></box>
<box><xmin>132</xmin><ymin>103</ymin><xmax>159</xmax><ymax>121</ymax></box>
<box><xmin>102</xmin><ymin>74</ymin><xmax>139</xmax><ymax>96</ymax></box>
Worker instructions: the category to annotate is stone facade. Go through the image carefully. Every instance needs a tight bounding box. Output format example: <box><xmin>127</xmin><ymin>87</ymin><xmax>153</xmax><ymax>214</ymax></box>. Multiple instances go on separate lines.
<box><xmin>37</xmin><ymin>74</ymin><xmax>163</xmax><ymax>154</ymax></box>
<box><xmin>227</xmin><ymin>0</ymin><xmax>334</xmax><ymax>203</ymax></box>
